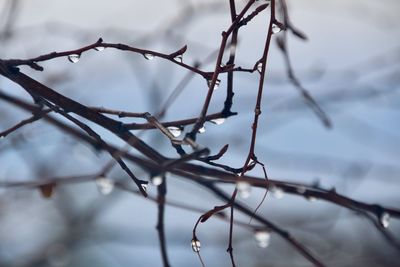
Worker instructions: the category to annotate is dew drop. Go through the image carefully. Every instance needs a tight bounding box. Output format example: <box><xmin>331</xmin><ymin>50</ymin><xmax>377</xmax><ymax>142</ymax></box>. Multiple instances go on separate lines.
<box><xmin>272</xmin><ymin>23</ymin><xmax>283</xmax><ymax>34</ymax></box>
<box><xmin>210</xmin><ymin>118</ymin><xmax>225</xmax><ymax>125</ymax></box>
<box><xmin>174</xmin><ymin>54</ymin><xmax>183</xmax><ymax>63</ymax></box>
<box><xmin>296</xmin><ymin>186</ymin><xmax>306</xmax><ymax>194</ymax></box>
<box><xmin>96</xmin><ymin>177</ymin><xmax>114</xmax><ymax>195</ymax></box>
<box><xmin>254</xmin><ymin>230</ymin><xmax>271</xmax><ymax>248</ymax></box>
<box><xmin>198</xmin><ymin>126</ymin><xmax>206</xmax><ymax>134</ymax></box>
<box><xmin>144</xmin><ymin>53</ymin><xmax>154</xmax><ymax>60</ymax></box>
<box><xmin>94</xmin><ymin>46</ymin><xmax>105</xmax><ymax>52</ymax></box>
<box><xmin>141</xmin><ymin>183</ymin><xmax>148</xmax><ymax>192</ymax></box>
<box><xmin>207</xmin><ymin>79</ymin><xmax>221</xmax><ymax>90</ymax></box>
<box><xmin>151</xmin><ymin>175</ymin><xmax>163</xmax><ymax>186</ymax></box>
<box><xmin>248</xmin><ymin>158</ymin><xmax>256</xmax><ymax>167</ymax></box>
<box><xmin>257</xmin><ymin>62</ymin><xmax>263</xmax><ymax>74</ymax></box>
<box><xmin>191</xmin><ymin>238</ymin><xmax>201</xmax><ymax>252</ymax></box>
<box><xmin>380</xmin><ymin>212</ymin><xmax>390</xmax><ymax>228</ymax></box>
<box><xmin>167</xmin><ymin>126</ymin><xmax>182</xmax><ymax>138</ymax></box>
<box><xmin>67</xmin><ymin>54</ymin><xmax>80</xmax><ymax>63</ymax></box>
<box><xmin>306</xmin><ymin>196</ymin><xmax>317</xmax><ymax>202</ymax></box>
<box><xmin>237</xmin><ymin>181</ymin><xmax>251</xmax><ymax>199</ymax></box>
<box><xmin>270</xmin><ymin>186</ymin><xmax>284</xmax><ymax>199</ymax></box>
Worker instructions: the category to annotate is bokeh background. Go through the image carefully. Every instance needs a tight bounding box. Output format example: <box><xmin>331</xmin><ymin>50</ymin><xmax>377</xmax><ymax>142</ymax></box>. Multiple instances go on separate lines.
<box><xmin>1</xmin><ymin>0</ymin><xmax>400</xmax><ymax>266</ymax></box>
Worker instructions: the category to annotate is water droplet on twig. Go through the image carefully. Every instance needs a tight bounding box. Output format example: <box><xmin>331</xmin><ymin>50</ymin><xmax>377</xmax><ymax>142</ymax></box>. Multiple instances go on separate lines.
<box><xmin>174</xmin><ymin>54</ymin><xmax>183</xmax><ymax>63</ymax></box>
<box><xmin>272</xmin><ymin>23</ymin><xmax>283</xmax><ymax>34</ymax></box>
<box><xmin>151</xmin><ymin>174</ymin><xmax>163</xmax><ymax>186</ymax></box>
<box><xmin>94</xmin><ymin>46</ymin><xmax>105</xmax><ymax>52</ymax></box>
<box><xmin>207</xmin><ymin>79</ymin><xmax>221</xmax><ymax>90</ymax></box>
<box><xmin>141</xmin><ymin>183</ymin><xmax>148</xmax><ymax>192</ymax></box>
<box><xmin>167</xmin><ymin>126</ymin><xmax>182</xmax><ymax>137</ymax></box>
<box><xmin>96</xmin><ymin>177</ymin><xmax>114</xmax><ymax>195</ymax></box>
<box><xmin>306</xmin><ymin>196</ymin><xmax>317</xmax><ymax>202</ymax></box>
<box><xmin>191</xmin><ymin>238</ymin><xmax>201</xmax><ymax>252</ymax></box>
<box><xmin>210</xmin><ymin>118</ymin><xmax>225</xmax><ymax>125</ymax></box>
<box><xmin>380</xmin><ymin>212</ymin><xmax>390</xmax><ymax>228</ymax></box>
<box><xmin>198</xmin><ymin>126</ymin><xmax>206</xmax><ymax>134</ymax></box>
<box><xmin>144</xmin><ymin>53</ymin><xmax>154</xmax><ymax>60</ymax></box>
<box><xmin>270</xmin><ymin>186</ymin><xmax>284</xmax><ymax>199</ymax></box>
<box><xmin>67</xmin><ymin>54</ymin><xmax>80</xmax><ymax>63</ymax></box>
<box><xmin>296</xmin><ymin>186</ymin><xmax>306</xmax><ymax>194</ymax></box>
<box><xmin>237</xmin><ymin>181</ymin><xmax>251</xmax><ymax>199</ymax></box>
<box><xmin>257</xmin><ymin>62</ymin><xmax>263</xmax><ymax>73</ymax></box>
<box><xmin>254</xmin><ymin>230</ymin><xmax>271</xmax><ymax>248</ymax></box>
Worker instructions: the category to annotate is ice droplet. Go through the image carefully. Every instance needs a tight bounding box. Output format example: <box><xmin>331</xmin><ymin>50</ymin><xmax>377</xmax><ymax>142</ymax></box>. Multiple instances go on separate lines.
<box><xmin>96</xmin><ymin>177</ymin><xmax>114</xmax><ymax>195</ymax></box>
<box><xmin>174</xmin><ymin>54</ymin><xmax>183</xmax><ymax>63</ymax></box>
<box><xmin>144</xmin><ymin>53</ymin><xmax>154</xmax><ymax>60</ymax></box>
<box><xmin>67</xmin><ymin>54</ymin><xmax>80</xmax><ymax>63</ymax></box>
<box><xmin>151</xmin><ymin>174</ymin><xmax>163</xmax><ymax>186</ymax></box>
<box><xmin>207</xmin><ymin>79</ymin><xmax>221</xmax><ymax>90</ymax></box>
<box><xmin>257</xmin><ymin>62</ymin><xmax>263</xmax><ymax>73</ymax></box>
<box><xmin>237</xmin><ymin>181</ymin><xmax>251</xmax><ymax>199</ymax></box>
<box><xmin>167</xmin><ymin>126</ymin><xmax>182</xmax><ymax>138</ymax></box>
<box><xmin>380</xmin><ymin>212</ymin><xmax>390</xmax><ymax>228</ymax></box>
<box><xmin>254</xmin><ymin>230</ymin><xmax>271</xmax><ymax>248</ymax></box>
<box><xmin>191</xmin><ymin>238</ymin><xmax>201</xmax><ymax>252</ymax></box>
<box><xmin>270</xmin><ymin>186</ymin><xmax>284</xmax><ymax>199</ymax></box>
<box><xmin>306</xmin><ymin>196</ymin><xmax>317</xmax><ymax>202</ymax></box>
<box><xmin>296</xmin><ymin>186</ymin><xmax>306</xmax><ymax>194</ymax></box>
<box><xmin>94</xmin><ymin>46</ymin><xmax>105</xmax><ymax>51</ymax></box>
<box><xmin>141</xmin><ymin>183</ymin><xmax>148</xmax><ymax>192</ymax></box>
<box><xmin>272</xmin><ymin>23</ymin><xmax>282</xmax><ymax>34</ymax></box>
<box><xmin>198</xmin><ymin>126</ymin><xmax>206</xmax><ymax>134</ymax></box>
<box><xmin>210</xmin><ymin>118</ymin><xmax>225</xmax><ymax>125</ymax></box>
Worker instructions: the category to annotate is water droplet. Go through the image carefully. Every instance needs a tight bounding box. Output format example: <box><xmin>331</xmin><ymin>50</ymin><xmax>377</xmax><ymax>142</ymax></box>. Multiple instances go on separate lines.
<box><xmin>167</xmin><ymin>126</ymin><xmax>182</xmax><ymax>138</ymax></box>
<box><xmin>67</xmin><ymin>54</ymin><xmax>80</xmax><ymax>63</ymax></box>
<box><xmin>306</xmin><ymin>196</ymin><xmax>317</xmax><ymax>202</ymax></box>
<box><xmin>380</xmin><ymin>212</ymin><xmax>390</xmax><ymax>228</ymax></box>
<box><xmin>174</xmin><ymin>54</ymin><xmax>183</xmax><ymax>63</ymax></box>
<box><xmin>272</xmin><ymin>23</ymin><xmax>282</xmax><ymax>34</ymax></box>
<box><xmin>141</xmin><ymin>183</ymin><xmax>148</xmax><ymax>192</ymax></box>
<box><xmin>96</xmin><ymin>177</ymin><xmax>114</xmax><ymax>195</ymax></box>
<box><xmin>248</xmin><ymin>158</ymin><xmax>256</xmax><ymax>167</ymax></box>
<box><xmin>144</xmin><ymin>53</ymin><xmax>154</xmax><ymax>60</ymax></box>
<box><xmin>296</xmin><ymin>186</ymin><xmax>306</xmax><ymax>194</ymax></box>
<box><xmin>237</xmin><ymin>181</ymin><xmax>251</xmax><ymax>199</ymax></box>
<box><xmin>254</xmin><ymin>230</ymin><xmax>271</xmax><ymax>248</ymax></box>
<box><xmin>270</xmin><ymin>186</ymin><xmax>284</xmax><ymax>199</ymax></box>
<box><xmin>257</xmin><ymin>62</ymin><xmax>263</xmax><ymax>73</ymax></box>
<box><xmin>39</xmin><ymin>183</ymin><xmax>55</xmax><ymax>199</ymax></box>
<box><xmin>210</xmin><ymin>118</ymin><xmax>225</xmax><ymax>125</ymax></box>
<box><xmin>94</xmin><ymin>46</ymin><xmax>105</xmax><ymax>52</ymax></box>
<box><xmin>207</xmin><ymin>79</ymin><xmax>221</xmax><ymax>90</ymax></box>
<box><xmin>151</xmin><ymin>175</ymin><xmax>163</xmax><ymax>186</ymax></box>
<box><xmin>198</xmin><ymin>126</ymin><xmax>206</xmax><ymax>134</ymax></box>
<box><xmin>191</xmin><ymin>238</ymin><xmax>201</xmax><ymax>252</ymax></box>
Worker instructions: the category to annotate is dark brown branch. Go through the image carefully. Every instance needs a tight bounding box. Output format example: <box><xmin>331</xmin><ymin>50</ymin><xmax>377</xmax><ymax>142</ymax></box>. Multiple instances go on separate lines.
<box><xmin>156</xmin><ymin>175</ymin><xmax>171</xmax><ymax>267</ymax></box>
<box><xmin>0</xmin><ymin>109</ymin><xmax>51</xmax><ymax>138</ymax></box>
